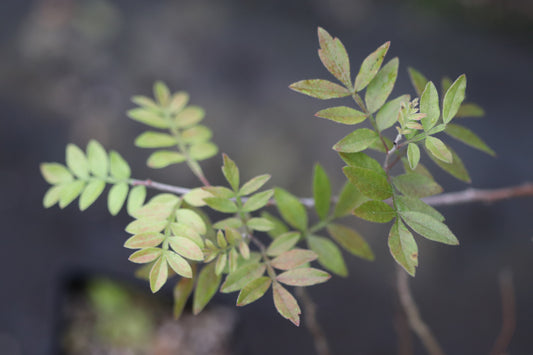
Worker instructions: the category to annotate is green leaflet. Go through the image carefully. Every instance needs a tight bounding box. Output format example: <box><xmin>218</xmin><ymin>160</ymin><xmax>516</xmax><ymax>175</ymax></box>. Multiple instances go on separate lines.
<box><xmin>343</xmin><ymin>166</ymin><xmax>392</xmax><ymax>200</ymax></box>
<box><xmin>124</xmin><ymin>233</ymin><xmax>164</xmax><ymax>249</ymax></box>
<box><xmin>212</xmin><ymin>217</ymin><xmax>243</xmax><ymax>230</ymax></box>
<box><xmin>129</xmin><ymin>247</ymin><xmax>162</xmax><ymax>264</ymax></box>
<box><xmin>193</xmin><ymin>262</ymin><xmax>222</xmax><ymax>315</ymax></box>
<box><xmin>426</xmin><ymin>145</ymin><xmax>471</xmax><ymax>182</ymax></box>
<box><xmin>388</xmin><ymin>219</ymin><xmax>418</xmax><ymax>276</ymax></box>
<box><xmin>273</xmin><ymin>282</ymin><xmax>301</xmax><ymax>326</ymax></box>
<box><xmin>274</xmin><ymin>188</ymin><xmax>308</xmax><ymax>231</ymax></box>
<box><xmin>365</xmin><ymin>58</ymin><xmax>399</xmax><ymax>113</ymax></box>
<box><xmin>317</xmin><ymin>27</ymin><xmax>352</xmax><ymax>88</ymax></box>
<box><xmin>333</xmin><ymin>128</ymin><xmax>378</xmax><ymax>153</ymax></box>
<box><xmin>222</xmin><ymin>154</ymin><xmax>240</xmax><ymax>191</ymax></box>
<box><xmin>242</xmin><ymin>189</ymin><xmax>274</xmax><ymax>212</ymax></box>
<box><xmin>313</xmin><ymin>163</ymin><xmax>331</xmax><ymax>220</ymax></box>
<box><xmin>204</xmin><ymin>197</ymin><xmax>238</xmax><ymax>213</ymax></box>
<box><xmin>261</xmin><ymin>212</ymin><xmax>289</xmax><ymax>238</ymax></box>
<box><xmin>154</xmin><ymin>81</ymin><xmax>171</xmax><ymax>105</ymax></box>
<box><xmin>395</xmin><ymin>195</ymin><xmax>444</xmax><ymax>222</ymax></box>
<box><xmin>270</xmin><ymin>249</ymin><xmax>318</xmax><ymax>270</ymax></box>
<box><xmin>168</xmin><ymin>236</ymin><xmax>204</xmax><ymax>261</ymax></box>
<box><xmin>127</xmin><ymin>108</ymin><xmax>168</xmax><ymax>129</ymax></box>
<box><xmin>333</xmin><ymin>181</ymin><xmax>368</xmax><ymax>218</ymax></box>
<box><xmin>127</xmin><ymin>185</ymin><xmax>147</xmax><ymax>216</ymax></box>
<box><xmin>247</xmin><ymin>217</ymin><xmax>275</xmax><ymax>232</ymax></box>
<box><xmin>108</xmin><ymin>183</ymin><xmax>129</xmax><ymax>216</ymax></box>
<box><xmin>188</xmin><ymin>142</ymin><xmax>218</xmax><ymax>161</ymax></box>
<box><xmin>169</xmin><ymin>91</ymin><xmax>189</xmax><ymax>112</ymax></box>
<box><xmin>376</xmin><ymin>95</ymin><xmax>410</xmax><ymax>132</ymax></box>
<box><xmin>266</xmin><ymin>232</ymin><xmax>301</xmax><ymax>256</ymax></box>
<box><xmin>445</xmin><ymin>124</ymin><xmax>495</xmax><ymax>156</ymax></box>
<box><xmin>181</xmin><ymin>125</ymin><xmax>213</xmax><ymax>144</ymax></box>
<box><xmin>456</xmin><ymin>103</ymin><xmax>484</xmax><ymax>118</ymax></box>
<box><xmin>86</xmin><ymin>140</ymin><xmax>108</xmax><ymax>178</ymax></box>
<box><xmin>40</xmin><ymin>163</ymin><xmax>73</xmax><ymax>184</ymax></box>
<box><xmin>173</xmin><ymin>277</ymin><xmax>194</xmax><ymax>319</ymax></box>
<box><xmin>289</xmin><ymin>79</ymin><xmax>351</xmax><ymax>99</ymax></box>
<box><xmin>183</xmin><ymin>188</ymin><xmax>213</xmax><ymax>207</ymax></box>
<box><xmin>420</xmin><ymin>81</ymin><xmax>440</xmax><ymax>131</ymax></box>
<box><xmin>132</xmin><ymin>95</ymin><xmax>160</xmax><ymax>110</ymax></box>
<box><xmin>79</xmin><ymin>180</ymin><xmax>106</xmax><ymax>211</ymax></box>
<box><xmin>149</xmin><ymin>255</ymin><xmax>168</xmax><ymax>293</ymax></box>
<box><xmin>171</xmin><ymin>223</ymin><xmax>204</xmax><ymax>248</ymax></box>
<box><xmin>59</xmin><ymin>180</ymin><xmax>86</xmax><ymax>208</ymax></box>
<box><xmin>147</xmin><ymin>151</ymin><xmax>187</xmax><ymax>168</ymax></box>
<box><xmin>393</xmin><ymin>173</ymin><xmax>443</xmax><ymax>198</ymax></box>
<box><xmin>442</xmin><ymin>74</ymin><xmax>466</xmax><ymax>123</ymax></box>
<box><xmin>326</xmin><ymin>224</ymin><xmax>374</xmax><ymax>260</ymax></box>
<box><xmin>220</xmin><ymin>263</ymin><xmax>266</xmax><ymax>293</ymax></box>
<box><xmin>109</xmin><ymin>151</ymin><xmax>131</xmax><ymax>180</ymax></box>
<box><xmin>407</xmin><ymin>67</ymin><xmax>428</xmax><ymax>96</ymax></box>
<box><xmin>166</xmin><ymin>251</ymin><xmax>193</xmax><ymax>278</ymax></box>
<box><xmin>307</xmin><ymin>235</ymin><xmax>348</xmax><ymax>277</ymax></box>
<box><xmin>353</xmin><ymin>200</ymin><xmax>396</xmax><ymax>223</ymax></box>
<box><xmin>135</xmin><ymin>131</ymin><xmax>177</xmax><ymax>148</ymax></box>
<box><xmin>215</xmin><ymin>254</ymin><xmax>227</xmax><ymax>275</ymax></box>
<box><xmin>175</xmin><ymin>106</ymin><xmax>205</xmax><ymax>128</ymax></box>
<box><xmin>407</xmin><ymin>143</ymin><xmax>420</xmax><ymax>170</ymax></box>
<box><xmin>66</xmin><ymin>144</ymin><xmax>89</xmax><ymax>179</ymax></box>
<box><xmin>125</xmin><ymin>218</ymin><xmax>167</xmax><ymax>234</ymax></box>
<box><xmin>237</xmin><ymin>276</ymin><xmax>272</xmax><ymax>307</ymax></box>
<box><xmin>339</xmin><ymin>151</ymin><xmax>383</xmax><ymax>171</ymax></box>
<box><xmin>400</xmin><ymin>211</ymin><xmax>459</xmax><ymax>245</ymax></box>
<box><xmin>175</xmin><ymin>209</ymin><xmax>206</xmax><ymax>234</ymax></box>
<box><xmin>276</xmin><ymin>267</ymin><xmax>331</xmax><ymax>287</ymax></box>
<box><xmin>315</xmin><ymin>106</ymin><xmax>367</xmax><ymax>125</ymax></box>
<box><xmin>354</xmin><ymin>41</ymin><xmax>390</xmax><ymax>92</ymax></box>
<box><xmin>239</xmin><ymin>174</ymin><xmax>271</xmax><ymax>196</ymax></box>
<box><xmin>425</xmin><ymin>136</ymin><xmax>452</xmax><ymax>164</ymax></box>
<box><xmin>43</xmin><ymin>185</ymin><xmax>62</xmax><ymax>208</ymax></box>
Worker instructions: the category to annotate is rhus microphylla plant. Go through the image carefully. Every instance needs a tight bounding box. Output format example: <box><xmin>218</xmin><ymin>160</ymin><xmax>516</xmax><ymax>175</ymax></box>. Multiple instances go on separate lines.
<box><xmin>42</xmin><ymin>27</ymin><xmax>529</xmax><ymax>354</ymax></box>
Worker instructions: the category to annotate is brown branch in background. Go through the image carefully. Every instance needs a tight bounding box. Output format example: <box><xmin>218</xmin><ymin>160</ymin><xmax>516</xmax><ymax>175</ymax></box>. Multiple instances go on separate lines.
<box><xmin>489</xmin><ymin>269</ymin><xmax>516</xmax><ymax>355</ymax></box>
<box><xmin>295</xmin><ymin>287</ymin><xmax>332</xmax><ymax>355</ymax></box>
<box><xmin>396</xmin><ymin>266</ymin><xmax>446</xmax><ymax>355</ymax></box>
<box><xmin>394</xmin><ymin>305</ymin><xmax>414</xmax><ymax>355</ymax></box>
<box><xmin>422</xmin><ymin>183</ymin><xmax>533</xmax><ymax>206</ymax></box>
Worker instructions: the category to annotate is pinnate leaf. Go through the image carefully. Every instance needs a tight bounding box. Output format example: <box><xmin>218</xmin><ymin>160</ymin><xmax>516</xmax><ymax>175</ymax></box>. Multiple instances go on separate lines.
<box><xmin>193</xmin><ymin>262</ymin><xmax>222</xmax><ymax>315</ymax></box>
<box><xmin>289</xmin><ymin>79</ymin><xmax>351</xmax><ymax>100</ymax></box>
<box><xmin>315</xmin><ymin>106</ymin><xmax>367</xmax><ymax>125</ymax></box>
<box><xmin>326</xmin><ymin>224</ymin><xmax>374</xmax><ymax>260</ymax></box>
<box><xmin>442</xmin><ymin>74</ymin><xmax>466</xmax><ymax>123</ymax></box>
<box><xmin>354</xmin><ymin>41</ymin><xmax>390</xmax><ymax>91</ymax></box>
<box><xmin>274</xmin><ymin>188</ymin><xmax>308</xmax><ymax>231</ymax></box>
<box><xmin>273</xmin><ymin>282</ymin><xmax>301</xmax><ymax>326</ymax></box>
<box><xmin>237</xmin><ymin>276</ymin><xmax>272</xmax><ymax>307</ymax></box>
<box><xmin>307</xmin><ymin>235</ymin><xmax>348</xmax><ymax>277</ymax></box>
<box><xmin>365</xmin><ymin>58</ymin><xmax>399</xmax><ymax>113</ymax></box>
<box><xmin>333</xmin><ymin>128</ymin><xmax>378</xmax><ymax>153</ymax></box>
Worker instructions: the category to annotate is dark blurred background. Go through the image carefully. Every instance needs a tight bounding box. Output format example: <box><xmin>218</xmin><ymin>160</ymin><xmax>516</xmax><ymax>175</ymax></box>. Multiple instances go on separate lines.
<box><xmin>0</xmin><ymin>0</ymin><xmax>532</xmax><ymax>354</ymax></box>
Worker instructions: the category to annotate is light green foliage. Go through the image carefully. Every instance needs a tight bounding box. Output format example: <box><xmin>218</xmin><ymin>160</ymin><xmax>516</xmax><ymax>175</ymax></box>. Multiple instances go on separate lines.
<box><xmin>40</xmin><ymin>27</ymin><xmax>495</xmax><ymax>326</ymax></box>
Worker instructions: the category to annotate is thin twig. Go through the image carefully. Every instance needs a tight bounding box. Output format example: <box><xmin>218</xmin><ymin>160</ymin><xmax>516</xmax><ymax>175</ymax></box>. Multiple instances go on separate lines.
<box><xmin>422</xmin><ymin>183</ymin><xmax>533</xmax><ymax>206</ymax></box>
<box><xmin>396</xmin><ymin>266</ymin><xmax>446</xmax><ymax>355</ymax></box>
<box><xmin>295</xmin><ymin>287</ymin><xmax>332</xmax><ymax>355</ymax></box>
<box><xmin>130</xmin><ymin>178</ymin><xmax>192</xmax><ymax>195</ymax></box>
<box><xmin>394</xmin><ymin>305</ymin><xmax>414</xmax><ymax>355</ymax></box>
<box><xmin>489</xmin><ymin>269</ymin><xmax>516</xmax><ymax>355</ymax></box>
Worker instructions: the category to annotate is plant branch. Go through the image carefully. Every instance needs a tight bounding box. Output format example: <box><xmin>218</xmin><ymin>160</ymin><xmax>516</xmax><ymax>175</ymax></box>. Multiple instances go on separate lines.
<box><xmin>295</xmin><ymin>287</ymin><xmax>332</xmax><ymax>355</ymax></box>
<box><xmin>489</xmin><ymin>269</ymin><xmax>515</xmax><ymax>355</ymax></box>
<box><xmin>422</xmin><ymin>183</ymin><xmax>533</xmax><ymax>206</ymax></box>
<box><xmin>396</xmin><ymin>266</ymin><xmax>446</xmax><ymax>355</ymax></box>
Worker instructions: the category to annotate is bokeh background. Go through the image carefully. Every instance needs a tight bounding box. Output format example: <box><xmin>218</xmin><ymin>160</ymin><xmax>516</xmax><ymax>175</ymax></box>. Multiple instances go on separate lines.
<box><xmin>0</xmin><ymin>0</ymin><xmax>532</xmax><ymax>354</ymax></box>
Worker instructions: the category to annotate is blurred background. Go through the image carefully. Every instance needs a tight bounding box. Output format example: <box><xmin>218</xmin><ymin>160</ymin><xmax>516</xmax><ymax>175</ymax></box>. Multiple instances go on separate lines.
<box><xmin>0</xmin><ymin>0</ymin><xmax>532</xmax><ymax>354</ymax></box>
